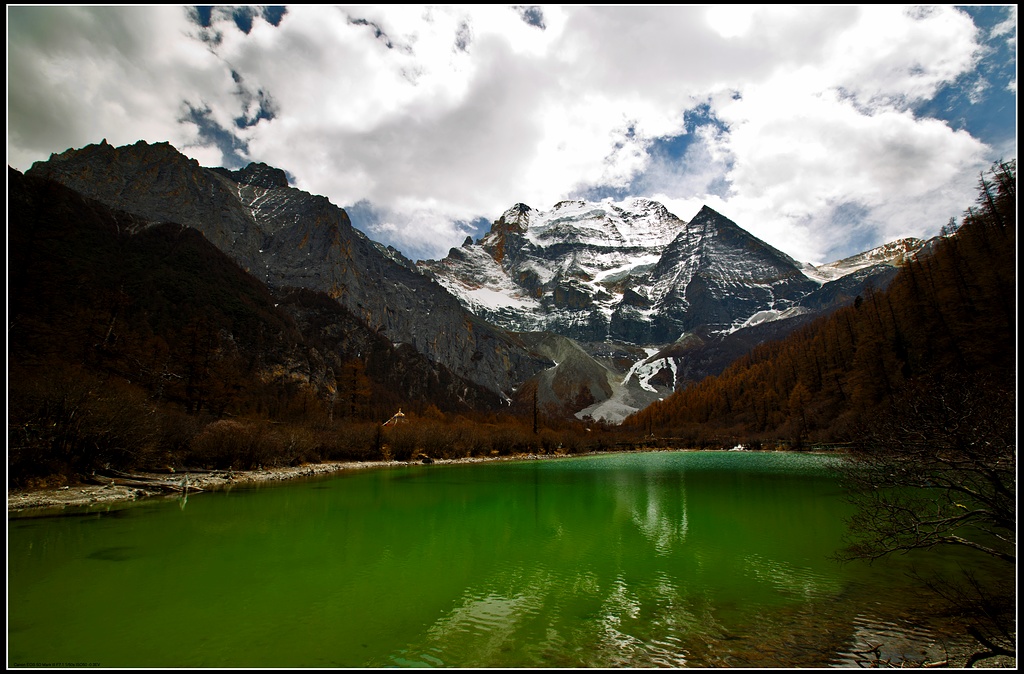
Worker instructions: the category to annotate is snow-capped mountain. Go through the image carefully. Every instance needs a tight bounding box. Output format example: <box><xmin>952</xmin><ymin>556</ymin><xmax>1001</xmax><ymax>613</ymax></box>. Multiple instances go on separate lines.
<box><xmin>420</xmin><ymin>200</ymin><xmax>828</xmax><ymax>343</ymax></box>
<box><xmin>420</xmin><ymin>198</ymin><xmax>926</xmax><ymax>421</ymax></box>
<box><xmin>419</xmin><ymin>198</ymin><xmax>685</xmax><ymax>339</ymax></box>
<box><xmin>801</xmin><ymin>238</ymin><xmax>925</xmax><ymax>284</ymax></box>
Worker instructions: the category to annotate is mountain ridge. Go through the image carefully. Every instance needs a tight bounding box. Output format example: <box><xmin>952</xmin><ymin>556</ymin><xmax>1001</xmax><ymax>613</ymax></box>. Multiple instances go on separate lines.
<box><xmin>24</xmin><ymin>139</ymin><xmax>927</xmax><ymax>422</ymax></box>
<box><xmin>26</xmin><ymin>140</ymin><xmax>551</xmax><ymax>398</ymax></box>
<box><xmin>7</xmin><ymin>165</ymin><xmax>508</xmax><ymax>422</ymax></box>
<box><xmin>420</xmin><ymin>196</ymin><xmax>921</xmax><ymax>345</ymax></box>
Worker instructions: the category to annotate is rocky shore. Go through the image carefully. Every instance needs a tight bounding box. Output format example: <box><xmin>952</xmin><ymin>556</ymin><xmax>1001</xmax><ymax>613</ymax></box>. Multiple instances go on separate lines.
<box><xmin>6</xmin><ymin>453</ymin><xmax>562</xmax><ymax>513</ymax></box>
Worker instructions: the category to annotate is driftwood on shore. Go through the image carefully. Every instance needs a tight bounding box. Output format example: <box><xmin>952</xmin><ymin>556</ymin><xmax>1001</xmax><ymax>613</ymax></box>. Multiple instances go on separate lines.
<box><xmin>89</xmin><ymin>470</ymin><xmax>204</xmax><ymax>494</ymax></box>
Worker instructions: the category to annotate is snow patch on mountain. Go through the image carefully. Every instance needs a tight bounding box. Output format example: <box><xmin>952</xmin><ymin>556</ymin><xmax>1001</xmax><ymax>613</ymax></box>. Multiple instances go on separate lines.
<box><xmin>524</xmin><ymin>198</ymin><xmax>683</xmax><ymax>250</ymax></box>
<box><xmin>464</xmin><ymin>287</ymin><xmax>540</xmax><ymax>311</ymax></box>
<box><xmin>727</xmin><ymin>306</ymin><xmax>813</xmax><ymax>334</ymax></box>
<box><xmin>577</xmin><ymin>348</ymin><xmax>672</xmax><ymax>423</ymax></box>
<box><xmin>802</xmin><ymin>238</ymin><xmax>924</xmax><ymax>283</ymax></box>
<box><xmin>427</xmin><ymin>241</ymin><xmax>543</xmax><ymax>326</ymax></box>
<box><xmin>633</xmin><ymin>357</ymin><xmax>677</xmax><ymax>393</ymax></box>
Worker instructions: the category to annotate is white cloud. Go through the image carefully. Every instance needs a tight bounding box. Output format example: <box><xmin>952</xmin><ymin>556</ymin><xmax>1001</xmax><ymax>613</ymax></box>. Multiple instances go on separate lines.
<box><xmin>7</xmin><ymin>6</ymin><xmax>237</xmax><ymax>168</ymax></box>
<box><xmin>991</xmin><ymin>5</ymin><xmax>1017</xmax><ymax>39</ymax></box>
<box><xmin>629</xmin><ymin>5</ymin><xmax>991</xmax><ymax>263</ymax></box>
<box><xmin>707</xmin><ymin>86</ymin><xmax>987</xmax><ymax>256</ymax></box>
<box><xmin>820</xmin><ymin>6</ymin><xmax>980</xmax><ymax>103</ymax></box>
<box><xmin>6</xmin><ymin>5</ymin><xmax>1010</xmax><ymax>263</ymax></box>
<box><xmin>359</xmin><ymin>202</ymin><xmax>479</xmax><ymax>262</ymax></box>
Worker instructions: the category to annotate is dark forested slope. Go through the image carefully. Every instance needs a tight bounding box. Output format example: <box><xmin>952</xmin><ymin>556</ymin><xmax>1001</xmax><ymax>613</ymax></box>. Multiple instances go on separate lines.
<box><xmin>8</xmin><ymin>167</ymin><xmax>505</xmax><ymax>483</ymax></box>
<box><xmin>623</xmin><ymin>161</ymin><xmax>1016</xmax><ymax>447</ymax></box>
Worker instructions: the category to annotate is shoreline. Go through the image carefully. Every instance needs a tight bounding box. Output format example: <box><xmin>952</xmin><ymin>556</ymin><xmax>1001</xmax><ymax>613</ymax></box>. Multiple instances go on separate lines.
<box><xmin>6</xmin><ymin>451</ymin><xmax>580</xmax><ymax>514</ymax></box>
<box><xmin>7</xmin><ymin>447</ymin><xmax>841</xmax><ymax>514</ymax></box>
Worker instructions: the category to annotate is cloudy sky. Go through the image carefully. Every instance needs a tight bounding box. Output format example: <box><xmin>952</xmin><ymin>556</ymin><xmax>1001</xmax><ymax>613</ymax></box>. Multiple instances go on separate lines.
<box><xmin>7</xmin><ymin>5</ymin><xmax>1017</xmax><ymax>264</ymax></box>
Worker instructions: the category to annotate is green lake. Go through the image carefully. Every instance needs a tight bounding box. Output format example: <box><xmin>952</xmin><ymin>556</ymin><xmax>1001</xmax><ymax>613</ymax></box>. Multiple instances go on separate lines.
<box><xmin>7</xmin><ymin>451</ymin><xmax>983</xmax><ymax>667</ymax></box>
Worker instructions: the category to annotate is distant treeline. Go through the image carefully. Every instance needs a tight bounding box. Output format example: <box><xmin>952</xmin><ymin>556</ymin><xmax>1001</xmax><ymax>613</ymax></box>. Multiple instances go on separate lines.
<box><xmin>623</xmin><ymin>160</ymin><xmax>1016</xmax><ymax>446</ymax></box>
<box><xmin>8</xmin><ymin>364</ymin><xmax>623</xmax><ymax>486</ymax></box>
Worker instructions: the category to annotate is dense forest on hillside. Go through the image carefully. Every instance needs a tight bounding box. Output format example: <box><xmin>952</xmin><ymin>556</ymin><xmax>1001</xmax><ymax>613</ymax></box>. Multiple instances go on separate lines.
<box><xmin>623</xmin><ymin>160</ymin><xmax>1016</xmax><ymax>448</ymax></box>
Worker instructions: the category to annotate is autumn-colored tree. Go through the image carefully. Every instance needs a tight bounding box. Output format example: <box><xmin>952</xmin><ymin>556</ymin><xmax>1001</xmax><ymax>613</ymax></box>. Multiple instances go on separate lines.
<box><xmin>337</xmin><ymin>358</ymin><xmax>373</xmax><ymax>420</ymax></box>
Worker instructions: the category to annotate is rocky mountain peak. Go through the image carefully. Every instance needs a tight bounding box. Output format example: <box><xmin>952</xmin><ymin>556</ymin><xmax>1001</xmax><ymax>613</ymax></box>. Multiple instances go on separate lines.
<box><xmin>670</xmin><ymin>204</ymin><xmax>804</xmax><ymax>270</ymax></box>
<box><xmin>496</xmin><ymin>203</ymin><xmax>533</xmax><ymax>231</ymax></box>
<box><xmin>553</xmin><ymin>199</ymin><xmax>586</xmax><ymax>209</ymax></box>
<box><xmin>34</xmin><ymin>139</ymin><xmax>197</xmax><ymax>175</ymax></box>
<box><xmin>481</xmin><ymin>203</ymin><xmax>534</xmax><ymax>264</ymax></box>
<box><xmin>687</xmin><ymin>204</ymin><xmax>738</xmax><ymax>232</ymax></box>
<box><xmin>614</xmin><ymin>197</ymin><xmax>674</xmax><ymax>219</ymax></box>
<box><xmin>212</xmin><ymin>162</ymin><xmax>290</xmax><ymax>189</ymax></box>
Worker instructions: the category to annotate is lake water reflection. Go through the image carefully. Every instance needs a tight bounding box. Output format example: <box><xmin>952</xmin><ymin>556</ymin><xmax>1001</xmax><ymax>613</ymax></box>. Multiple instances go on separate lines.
<box><xmin>8</xmin><ymin>451</ymin><xmax>973</xmax><ymax>667</ymax></box>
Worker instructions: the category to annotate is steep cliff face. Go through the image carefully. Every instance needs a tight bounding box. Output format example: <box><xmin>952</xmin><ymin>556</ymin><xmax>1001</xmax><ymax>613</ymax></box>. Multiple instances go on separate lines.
<box><xmin>27</xmin><ymin>141</ymin><xmax>549</xmax><ymax>395</ymax></box>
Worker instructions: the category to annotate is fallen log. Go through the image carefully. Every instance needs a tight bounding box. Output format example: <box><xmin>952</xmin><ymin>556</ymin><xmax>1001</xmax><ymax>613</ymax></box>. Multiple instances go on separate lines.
<box><xmin>90</xmin><ymin>472</ymin><xmax>204</xmax><ymax>493</ymax></box>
